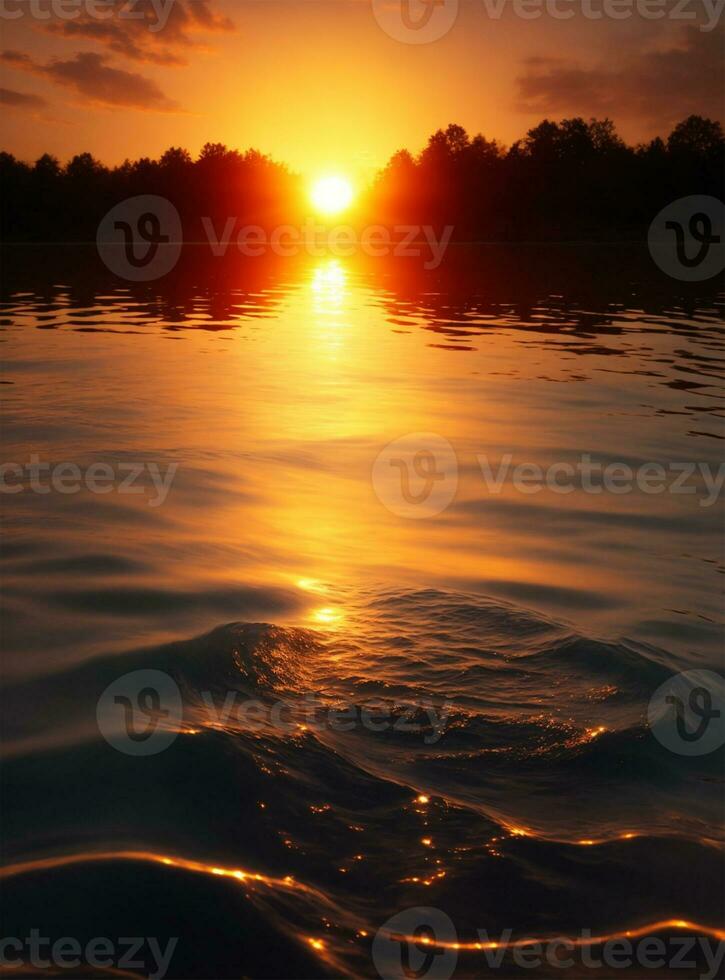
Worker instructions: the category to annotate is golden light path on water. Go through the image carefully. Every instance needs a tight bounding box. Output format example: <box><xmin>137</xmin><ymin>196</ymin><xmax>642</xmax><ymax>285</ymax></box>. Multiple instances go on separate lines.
<box><xmin>1</xmin><ymin>850</ymin><xmax>723</xmax><ymax>957</ymax></box>
<box><xmin>3</xmin><ymin>254</ymin><xmax>719</xmax><ymax>667</ymax></box>
<box><xmin>253</xmin><ymin>257</ymin><xmax>650</xmax><ymax>634</ymax></box>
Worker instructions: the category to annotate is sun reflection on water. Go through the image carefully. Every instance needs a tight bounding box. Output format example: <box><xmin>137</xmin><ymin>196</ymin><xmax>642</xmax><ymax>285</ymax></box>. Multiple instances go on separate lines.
<box><xmin>311</xmin><ymin>259</ymin><xmax>346</xmax><ymax>294</ymax></box>
<box><xmin>296</xmin><ymin>576</ymin><xmax>327</xmax><ymax>593</ymax></box>
<box><xmin>310</xmin><ymin>606</ymin><xmax>344</xmax><ymax>627</ymax></box>
<box><xmin>310</xmin><ymin>260</ymin><xmax>348</xmax><ymax>317</ymax></box>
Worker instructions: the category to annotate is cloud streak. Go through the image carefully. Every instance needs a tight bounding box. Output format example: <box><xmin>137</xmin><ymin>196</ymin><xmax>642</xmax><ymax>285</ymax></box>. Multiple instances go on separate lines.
<box><xmin>41</xmin><ymin>0</ymin><xmax>234</xmax><ymax>66</ymax></box>
<box><xmin>515</xmin><ymin>27</ymin><xmax>724</xmax><ymax>133</ymax></box>
<box><xmin>1</xmin><ymin>49</ymin><xmax>179</xmax><ymax>111</ymax></box>
<box><xmin>0</xmin><ymin>87</ymin><xmax>48</xmax><ymax>110</ymax></box>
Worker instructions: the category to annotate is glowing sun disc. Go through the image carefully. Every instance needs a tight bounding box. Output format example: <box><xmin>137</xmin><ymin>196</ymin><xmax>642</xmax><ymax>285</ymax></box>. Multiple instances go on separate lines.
<box><xmin>310</xmin><ymin>176</ymin><xmax>354</xmax><ymax>215</ymax></box>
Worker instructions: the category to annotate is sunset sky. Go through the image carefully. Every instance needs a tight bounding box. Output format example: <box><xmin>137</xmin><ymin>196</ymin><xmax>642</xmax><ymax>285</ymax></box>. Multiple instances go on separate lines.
<box><xmin>1</xmin><ymin>0</ymin><xmax>723</xmax><ymax>179</ymax></box>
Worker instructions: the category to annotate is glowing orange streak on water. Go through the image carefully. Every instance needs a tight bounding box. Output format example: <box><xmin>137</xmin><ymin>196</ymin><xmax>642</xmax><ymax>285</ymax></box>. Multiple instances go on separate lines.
<box><xmin>0</xmin><ymin>849</ymin><xmax>317</xmax><ymax>896</ymax></box>
<box><xmin>387</xmin><ymin>919</ymin><xmax>725</xmax><ymax>952</ymax></box>
<box><xmin>497</xmin><ymin>822</ymin><xmax>722</xmax><ymax>849</ymax></box>
<box><xmin>0</xmin><ymin>850</ymin><xmax>345</xmax><ymax>968</ymax></box>
<box><xmin>1</xmin><ymin>850</ymin><xmax>723</xmax><ymax>955</ymax></box>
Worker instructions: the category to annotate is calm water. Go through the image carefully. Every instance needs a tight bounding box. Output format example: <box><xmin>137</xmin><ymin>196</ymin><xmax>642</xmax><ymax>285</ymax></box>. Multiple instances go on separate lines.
<box><xmin>1</xmin><ymin>247</ymin><xmax>723</xmax><ymax>977</ymax></box>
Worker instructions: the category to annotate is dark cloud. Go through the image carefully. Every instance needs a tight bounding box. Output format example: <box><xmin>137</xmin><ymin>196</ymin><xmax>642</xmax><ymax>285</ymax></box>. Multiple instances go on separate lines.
<box><xmin>516</xmin><ymin>27</ymin><xmax>724</xmax><ymax>132</ymax></box>
<box><xmin>1</xmin><ymin>51</ymin><xmax>34</xmax><ymax>68</ymax></box>
<box><xmin>1</xmin><ymin>49</ymin><xmax>179</xmax><ymax>111</ymax></box>
<box><xmin>41</xmin><ymin>0</ymin><xmax>234</xmax><ymax>66</ymax></box>
<box><xmin>0</xmin><ymin>87</ymin><xmax>48</xmax><ymax>110</ymax></box>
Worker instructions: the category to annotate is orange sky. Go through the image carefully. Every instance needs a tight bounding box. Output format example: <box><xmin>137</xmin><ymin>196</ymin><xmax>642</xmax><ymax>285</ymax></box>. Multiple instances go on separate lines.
<box><xmin>1</xmin><ymin>1</ymin><xmax>722</xmax><ymax>180</ymax></box>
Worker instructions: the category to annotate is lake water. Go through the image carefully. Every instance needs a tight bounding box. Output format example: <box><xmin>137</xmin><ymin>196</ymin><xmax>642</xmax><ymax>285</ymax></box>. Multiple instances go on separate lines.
<box><xmin>1</xmin><ymin>246</ymin><xmax>723</xmax><ymax>978</ymax></box>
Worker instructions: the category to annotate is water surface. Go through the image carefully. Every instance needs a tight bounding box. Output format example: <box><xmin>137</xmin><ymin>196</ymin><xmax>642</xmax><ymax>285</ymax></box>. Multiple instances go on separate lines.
<box><xmin>1</xmin><ymin>247</ymin><xmax>723</xmax><ymax>977</ymax></box>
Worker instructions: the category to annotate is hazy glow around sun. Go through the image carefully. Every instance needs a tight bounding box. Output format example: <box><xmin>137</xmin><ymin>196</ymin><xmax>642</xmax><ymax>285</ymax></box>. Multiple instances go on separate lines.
<box><xmin>310</xmin><ymin>176</ymin><xmax>354</xmax><ymax>215</ymax></box>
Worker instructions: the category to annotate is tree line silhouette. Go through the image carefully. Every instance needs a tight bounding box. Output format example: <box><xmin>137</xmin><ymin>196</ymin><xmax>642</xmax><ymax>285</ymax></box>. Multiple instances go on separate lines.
<box><xmin>1</xmin><ymin>115</ymin><xmax>722</xmax><ymax>243</ymax></box>
<box><xmin>369</xmin><ymin>115</ymin><xmax>724</xmax><ymax>240</ymax></box>
<box><xmin>0</xmin><ymin>142</ymin><xmax>300</xmax><ymax>243</ymax></box>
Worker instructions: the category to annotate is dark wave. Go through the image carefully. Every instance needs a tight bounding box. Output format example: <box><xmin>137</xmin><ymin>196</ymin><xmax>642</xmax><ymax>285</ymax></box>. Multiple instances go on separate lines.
<box><xmin>2</xmin><ymin>588</ymin><xmax>723</xmax><ymax>977</ymax></box>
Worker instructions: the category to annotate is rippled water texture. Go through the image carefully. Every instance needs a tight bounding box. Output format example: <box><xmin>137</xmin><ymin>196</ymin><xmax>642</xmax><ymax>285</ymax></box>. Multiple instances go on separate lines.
<box><xmin>1</xmin><ymin>247</ymin><xmax>723</xmax><ymax>977</ymax></box>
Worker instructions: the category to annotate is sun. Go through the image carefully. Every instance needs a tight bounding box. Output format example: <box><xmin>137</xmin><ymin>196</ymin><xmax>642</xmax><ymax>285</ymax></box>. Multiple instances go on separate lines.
<box><xmin>310</xmin><ymin>175</ymin><xmax>354</xmax><ymax>216</ymax></box>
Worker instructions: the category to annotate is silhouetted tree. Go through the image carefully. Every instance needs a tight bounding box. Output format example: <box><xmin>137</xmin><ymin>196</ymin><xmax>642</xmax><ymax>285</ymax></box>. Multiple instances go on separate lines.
<box><xmin>667</xmin><ymin>115</ymin><xmax>723</xmax><ymax>156</ymax></box>
<box><xmin>1</xmin><ymin>116</ymin><xmax>722</xmax><ymax>243</ymax></box>
<box><xmin>367</xmin><ymin>115</ymin><xmax>723</xmax><ymax>241</ymax></box>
